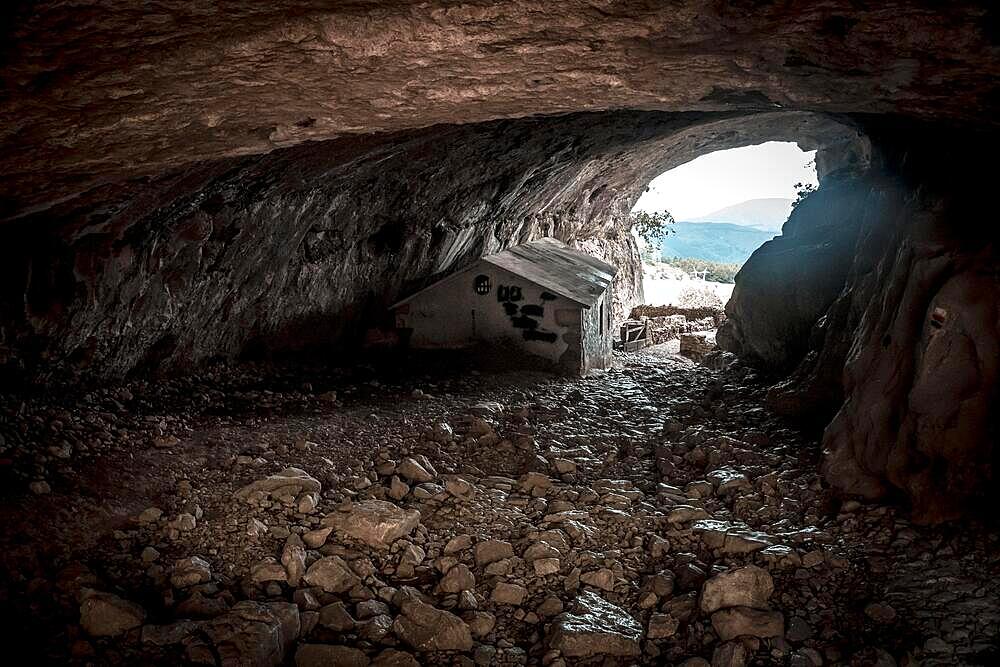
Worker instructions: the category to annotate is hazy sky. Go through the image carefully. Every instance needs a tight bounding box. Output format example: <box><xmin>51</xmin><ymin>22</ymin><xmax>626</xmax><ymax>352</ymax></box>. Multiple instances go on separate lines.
<box><xmin>633</xmin><ymin>141</ymin><xmax>818</xmax><ymax>220</ymax></box>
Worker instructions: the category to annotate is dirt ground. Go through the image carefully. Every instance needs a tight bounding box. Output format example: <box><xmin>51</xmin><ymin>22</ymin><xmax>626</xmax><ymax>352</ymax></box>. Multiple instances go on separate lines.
<box><xmin>1</xmin><ymin>346</ymin><xmax>998</xmax><ymax>666</ymax></box>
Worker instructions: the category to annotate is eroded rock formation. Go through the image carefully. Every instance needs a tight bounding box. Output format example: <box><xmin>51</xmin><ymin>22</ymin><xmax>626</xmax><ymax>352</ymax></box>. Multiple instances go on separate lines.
<box><xmin>727</xmin><ymin>125</ymin><xmax>1000</xmax><ymax>522</ymax></box>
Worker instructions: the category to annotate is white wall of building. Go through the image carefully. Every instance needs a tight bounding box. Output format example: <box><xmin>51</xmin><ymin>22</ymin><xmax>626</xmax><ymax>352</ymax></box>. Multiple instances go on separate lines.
<box><xmin>394</xmin><ymin>262</ymin><xmax>580</xmax><ymax>365</ymax></box>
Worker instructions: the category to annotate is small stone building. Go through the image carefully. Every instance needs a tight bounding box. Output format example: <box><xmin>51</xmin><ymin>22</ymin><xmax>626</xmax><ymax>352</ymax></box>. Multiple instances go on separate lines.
<box><xmin>391</xmin><ymin>238</ymin><xmax>617</xmax><ymax>375</ymax></box>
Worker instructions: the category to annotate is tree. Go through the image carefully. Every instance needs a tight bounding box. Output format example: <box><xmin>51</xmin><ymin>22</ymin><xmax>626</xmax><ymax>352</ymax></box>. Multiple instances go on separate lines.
<box><xmin>629</xmin><ymin>209</ymin><xmax>675</xmax><ymax>246</ymax></box>
<box><xmin>792</xmin><ymin>181</ymin><xmax>817</xmax><ymax>209</ymax></box>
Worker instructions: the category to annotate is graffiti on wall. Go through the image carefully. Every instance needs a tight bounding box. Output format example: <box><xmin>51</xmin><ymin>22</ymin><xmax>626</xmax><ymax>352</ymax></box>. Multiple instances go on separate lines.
<box><xmin>497</xmin><ymin>283</ymin><xmax>559</xmax><ymax>343</ymax></box>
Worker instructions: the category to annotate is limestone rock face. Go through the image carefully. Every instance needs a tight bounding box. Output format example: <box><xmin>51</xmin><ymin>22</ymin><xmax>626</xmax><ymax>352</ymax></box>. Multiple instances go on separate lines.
<box><xmin>1</xmin><ymin>1</ymin><xmax>995</xmax><ymax>217</ymax></box>
<box><xmin>321</xmin><ymin>501</ymin><xmax>421</xmax><ymax>549</ymax></box>
<box><xmin>718</xmin><ymin>178</ymin><xmax>869</xmax><ymax>372</ymax></box>
<box><xmin>548</xmin><ymin>591</ymin><xmax>643</xmax><ymax>658</ymax></box>
<box><xmin>734</xmin><ymin>126</ymin><xmax>1000</xmax><ymax>522</ymax></box>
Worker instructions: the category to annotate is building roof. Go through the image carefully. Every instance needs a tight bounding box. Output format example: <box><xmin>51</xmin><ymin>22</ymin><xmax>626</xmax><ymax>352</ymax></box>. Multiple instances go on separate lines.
<box><xmin>391</xmin><ymin>237</ymin><xmax>617</xmax><ymax>309</ymax></box>
<box><xmin>481</xmin><ymin>238</ymin><xmax>617</xmax><ymax>308</ymax></box>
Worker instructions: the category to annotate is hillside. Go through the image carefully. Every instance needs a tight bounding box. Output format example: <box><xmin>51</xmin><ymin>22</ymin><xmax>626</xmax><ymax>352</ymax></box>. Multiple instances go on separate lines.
<box><xmin>692</xmin><ymin>197</ymin><xmax>793</xmax><ymax>231</ymax></box>
<box><xmin>658</xmin><ymin>221</ymin><xmax>776</xmax><ymax>264</ymax></box>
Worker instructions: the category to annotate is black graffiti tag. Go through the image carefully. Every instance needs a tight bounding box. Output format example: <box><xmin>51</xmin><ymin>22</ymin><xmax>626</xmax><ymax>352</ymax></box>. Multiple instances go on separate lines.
<box><xmin>497</xmin><ymin>285</ymin><xmax>523</xmax><ymax>302</ymax></box>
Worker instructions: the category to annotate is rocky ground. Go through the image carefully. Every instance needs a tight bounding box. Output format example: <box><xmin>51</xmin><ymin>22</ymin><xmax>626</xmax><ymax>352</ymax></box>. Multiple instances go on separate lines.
<box><xmin>1</xmin><ymin>346</ymin><xmax>998</xmax><ymax>666</ymax></box>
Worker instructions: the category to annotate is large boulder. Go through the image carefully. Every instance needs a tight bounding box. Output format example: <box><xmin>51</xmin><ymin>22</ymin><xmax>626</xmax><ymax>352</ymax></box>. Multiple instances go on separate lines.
<box><xmin>700</xmin><ymin>566</ymin><xmax>774</xmax><ymax>613</ymax></box>
<box><xmin>718</xmin><ymin>180</ymin><xmax>868</xmax><ymax>372</ymax></box>
<box><xmin>548</xmin><ymin>591</ymin><xmax>642</xmax><ymax>658</ymax></box>
<box><xmin>80</xmin><ymin>591</ymin><xmax>146</xmax><ymax>637</ymax></box>
<box><xmin>196</xmin><ymin>601</ymin><xmax>300</xmax><ymax>667</ymax></box>
<box><xmin>303</xmin><ymin>556</ymin><xmax>362</xmax><ymax>594</ymax></box>
<box><xmin>322</xmin><ymin>501</ymin><xmax>421</xmax><ymax>549</ymax></box>
<box><xmin>392</xmin><ymin>587</ymin><xmax>473</xmax><ymax>652</ymax></box>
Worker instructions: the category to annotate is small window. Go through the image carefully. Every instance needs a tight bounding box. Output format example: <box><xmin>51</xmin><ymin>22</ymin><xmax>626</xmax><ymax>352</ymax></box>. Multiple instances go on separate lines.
<box><xmin>599</xmin><ymin>302</ymin><xmax>605</xmax><ymax>335</ymax></box>
<box><xmin>473</xmin><ymin>274</ymin><xmax>491</xmax><ymax>295</ymax></box>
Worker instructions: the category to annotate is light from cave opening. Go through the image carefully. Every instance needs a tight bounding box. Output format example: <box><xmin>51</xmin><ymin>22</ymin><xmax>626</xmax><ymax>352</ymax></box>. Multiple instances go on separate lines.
<box><xmin>632</xmin><ymin>141</ymin><xmax>818</xmax><ymax>309</ymax></box>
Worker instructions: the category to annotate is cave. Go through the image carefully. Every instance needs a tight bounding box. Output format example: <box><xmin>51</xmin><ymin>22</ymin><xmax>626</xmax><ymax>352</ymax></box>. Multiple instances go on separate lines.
<box><xmin>1</xmin><ymin>2</ymin><xmax>999</xmax><ymax>665</ymax></box>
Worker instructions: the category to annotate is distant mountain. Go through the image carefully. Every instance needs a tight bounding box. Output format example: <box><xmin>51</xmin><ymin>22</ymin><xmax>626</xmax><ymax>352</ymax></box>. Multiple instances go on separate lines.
<box><xmin>691</xmin><ymin>197</ymin><xmax>793</xmax><ymax>232</ymax></box>
<box><xmin>658</xmin><ymin>221</ymin><xmax>776</xmax><ymax>265</ymax></box>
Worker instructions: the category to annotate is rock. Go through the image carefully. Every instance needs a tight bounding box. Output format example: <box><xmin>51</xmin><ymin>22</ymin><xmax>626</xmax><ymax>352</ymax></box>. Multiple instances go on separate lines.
<box><xmin>319</xmin><ymin>602</ymin><xmax>356</xmax><ymax>631</ymax></box>
<box><xmin>397</xmin><ymin>456</ymin><xmax>436</xmax><ymax>483</ymax></box>
<box><xmin>552</xmin><ymin>458</ymin><xmax>577</xmax><ymax>474</ymax></box>
<box><xmin>520</xmin><ymin>472</ymin><xmax>553</xmax><ymax>495</ymax></box>
<box><xmin>137</xmin><ymin>507</ymin><xmax>163</xmax><ymax>523</ymax></box>
<box><xmin>372</xmin><ymin>649</ymin><xmax>421</xmax><ymax>667</ymax></box>
<box><xmin>786</xmin><ymin>616</ymin><xmax>814</xmax><ymax>642</ymax></box>
<box><xmin>580</xmin><ymin>568</ymin><xmax>615</xmax><ymax>592</ymax></box>
<box><xmin>392</xmin><ymin>587</ymin><xmax>473</xmax><ymax>652</ymax></box>
<box><xmin>176</xmin><ymin>592</ymin><xmax>229</xmax><ymax>619</ymax></box>
<box><xmin>523</xmin><ymin>542</ymin><xmax>560</xmax><ymax>561</ymax></box>
<box><xmin>295</xmin><ymin>644</ymin><xmax>369</xmax><ymax>667</ymax></box>
<box><xmin>470</xmin><ymin>402</ymin><xmax>504</xmax><ymax>417</ymax></box>
<box><xmin>303</xmin><ymin>556</ymin><xmax>362</xmax><ymax>593</ymax></box>
<box><xmin>80</xmin><ymin>591</ymin><xmax>146</xmax><ymax>637</ymax></box>
<box><xmin>548</xmin><ymin>591</ymin><xmax>642</xmax><ymax>658</ymax></box>
<box><xmin>439</xmin><ymin>563</ymin><xmax>475</xmax><ymax>593</ymax></box>
<box><xmin>533</xmin><ymin>558</ymin><xmax>560</xmax><ymax>576</ymax></box>
<box><xmin>647</xmin><ymin>613</ymin><xmax>679</xmax><ymax>639</ymax></box>
<box><xmin>679</xmin><ymin>331</ymin><xmax>715</xmax><ymax>361</ymax></box>
<box><xmin>388</xmin><ymin>476</ymin><xmax>410</xmax><ymax>500</ymax></box>
<box><xmin>235</xmin><ymin>467</ymin><xmax>322</xmax><ymax>502</ymax></box>
<box><xmin>302</xmin><ymin>527</ymin><xmax>333</xmax><ymax>548</ymax></box>
<box><xmin>322</xmin><ymin>500</ymin><xmax>421</xmax><ymax>549</ymax></box>
<box><xmin>171</xmin><ymin>556</ymin><xmax>212</xmax><ymax>588</ymax></box>
<box><xmin>692</xmin><ymin>519</ymin><xmax>774</xmax><ymax>554</ymax></box>
<box><xmin>281</xmin><ymin>538</ymin><xmax>307</xmax><ymax>587</ymax></box>
<box><xmin>710</xmin><ymin>607</ymin><xmax>784</xmax><ymax>641</ymax></box>
<box><xmin>250</xmin><ymin>558</ymin><xmax>288</xmax><ymax>584</ymax></box>
<box><xmin>706</xmin><ymin>468</ymin><xmax>752</xmax><ymax>495</ymax></box>
<box><xmin>679</xmin><ymin>659</ymin><xmax>712</xmax><ymax>667</ymax></box>
<box><xmin>865</xmin><ymin>602</ymin><xmax>898</xmax><ymax>623</ymax></box>
<box><xmin>464</xmin><ymin>611</ymin><xmax>496</xmax><ymax>638</ymax></box>
<box><xmin>141</xmin><ymin>620</ymin><xmax>201</xmax><ymax>646</ymax></box>
<box><xmin>474</xmin><ymin>540</ymin><xmax>514</xmax><ymax>567</ymax></box>
<box><xmin>198</xmin><ymin>601</ymin><xmax>299</xmax><ymax>667</ymax></box>
<box><xmin>444</xmin><ymin>535</ymin><xmax>473</xmax><ymax>554</ymax></box>
<box><xmin>491</xmin><ymin>582</ymin><xmax>527</xmax><ymax>605</ymax></box>
<box><xmin>712</xmin><ymin>641</ymin><xmax>750</xmax><ymax>667</ymax></box>
<box><xmin>444</xmin><ymin>476</ymin><xmax>475</xmax><ymax>500</ymax></box>
<box><xmin>700</xmin><ymin>565</ymin><xmax>774</xmax><ymax>613</ymax></box>
<box><xmin>668</xmin><ymin>505</ymin><xmax>711</xmax><ymax>524</ymax></box>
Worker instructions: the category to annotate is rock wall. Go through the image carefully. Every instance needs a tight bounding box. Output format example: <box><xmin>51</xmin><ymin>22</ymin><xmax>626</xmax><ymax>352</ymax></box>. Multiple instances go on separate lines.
<box><xmin>724</xmin><ymin>123</ymin><xmax>1000</xmax><ymax>522</ymax></box>
<box><xmin>717</xmin><ymin>176</ymin><xmax>869</xmax><ymax>372</ymax></box>
<box><xmin>0</xmin><ymin>111</ymin><xmax>856</xmax><ymax>385</ymax></box>
<box><xmin>3</xmin><ymin>1</ymin><xmax>996</xmax><ymax>223</ymax></box>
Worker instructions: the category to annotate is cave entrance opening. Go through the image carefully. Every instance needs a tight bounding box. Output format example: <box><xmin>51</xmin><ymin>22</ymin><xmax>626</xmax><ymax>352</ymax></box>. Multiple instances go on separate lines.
<box><xmin>625</xmin><ymin>141</ymin><xmax>818</xmax><ymax>356</ymax></box>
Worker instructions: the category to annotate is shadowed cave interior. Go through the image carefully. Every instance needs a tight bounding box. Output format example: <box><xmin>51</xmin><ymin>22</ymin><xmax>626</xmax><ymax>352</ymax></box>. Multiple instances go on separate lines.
<box><xmin>1</xmin><ymin>2</ymin><xmax>999</xmax><ymax>666</ymax></box>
